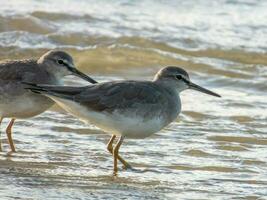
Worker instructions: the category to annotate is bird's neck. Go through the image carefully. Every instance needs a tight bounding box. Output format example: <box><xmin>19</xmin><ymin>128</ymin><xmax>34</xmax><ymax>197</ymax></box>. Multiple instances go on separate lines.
<box><xmin>153</xmin><ymin>79</ymin><xmax>182</xmax><ymax>123</ymax></box>
<box><xmin>37</xmin><ymin>63</ymin><xmax>65</xmax><ymax>85</ymax></box>
<box><xmin>153</xmin><ymin>78</ymin><xmax>182</xmax><ymax>94</ymax></box>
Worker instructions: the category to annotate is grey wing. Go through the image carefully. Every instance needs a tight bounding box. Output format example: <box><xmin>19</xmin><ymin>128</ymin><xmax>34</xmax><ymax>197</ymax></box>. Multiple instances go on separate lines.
<box><xmin>75</xmin><ymin>81</ymin><xmax>167</xmax><ymax>113</ymax></box>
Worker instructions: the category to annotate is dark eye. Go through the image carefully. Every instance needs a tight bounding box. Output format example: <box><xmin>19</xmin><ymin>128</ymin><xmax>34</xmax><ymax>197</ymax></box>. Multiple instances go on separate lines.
<box><xmin>176</xmin><ymin>75</ymin><xmax>182</xmax><ymax>80</ymax></box>
<box><xmin>57</xmin><ymin>59</ymin><xmax>64</xmax><ymax>65</ymax></box>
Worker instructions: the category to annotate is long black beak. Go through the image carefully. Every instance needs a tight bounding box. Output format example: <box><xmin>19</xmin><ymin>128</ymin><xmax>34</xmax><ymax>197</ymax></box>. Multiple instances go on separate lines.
<box><xmin>67</xmin><ymin>66</ymin><xmax>98</xmax><ymax>84</ymax></box>
<box><xmin>188</xmin><ymin>82</ymin><xmax>221</xmax><ymax>97</ymax></box>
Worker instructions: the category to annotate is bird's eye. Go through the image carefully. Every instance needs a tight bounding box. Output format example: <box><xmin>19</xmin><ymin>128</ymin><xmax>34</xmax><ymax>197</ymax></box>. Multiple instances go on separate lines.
<box><xmin>57</xmin><ymin>59</ymin><xmax>64</xmax><ymax>65</ymax></box>
<box><xmin>176</xmin><ymin>75</ymin><xmax>182</xmax><ymax>80</ymax></box>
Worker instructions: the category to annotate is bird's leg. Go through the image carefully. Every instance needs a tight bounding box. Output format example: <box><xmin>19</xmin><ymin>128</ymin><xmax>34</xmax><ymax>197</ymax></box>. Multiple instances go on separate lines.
<box><xmin>107</xmin><ymin>135</ymin><xmax>116</xmax><ymax>153</ymax></box>
<box><xmin>107</xmin><ymin>135</ymin><xmax>132</xmax><ymax>169</ymax></box>
<box><xmin>6</xmin><ymin>118</ymin><xmax>16</xmax><ymax>152</ymax></box>
<box><xmin>113</xmin><ymin>136</ymin><xmax>124</xmax><ymax>174</ymax></box>
<box><xmin>0</xmin><ymin>117</ymin><xmax>3</xmax><ymax>151</ymax></box>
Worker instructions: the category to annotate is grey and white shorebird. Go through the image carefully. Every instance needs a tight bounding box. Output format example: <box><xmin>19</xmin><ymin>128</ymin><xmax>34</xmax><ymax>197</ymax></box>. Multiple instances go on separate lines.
<box><xmin>25</xmin><ymin>66</ymin><xmax>220</xmax><ymax>173</ymax></box>
<box><xmin>0</xmin><ymin>50</ymin><xmax>97</xmax><ymax>152</ymax></box>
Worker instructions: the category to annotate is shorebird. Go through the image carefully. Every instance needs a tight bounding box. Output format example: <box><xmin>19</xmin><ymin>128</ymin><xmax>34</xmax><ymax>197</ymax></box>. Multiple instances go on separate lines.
<box><xmin>0</xmin><ymin>50</ymin><xmax>97</xmax><ymax>152</ymax></box>
<box><xmin>25</xmin><ymin>66</ymin><xmax>220</xmax><ymax>174</ymax></box>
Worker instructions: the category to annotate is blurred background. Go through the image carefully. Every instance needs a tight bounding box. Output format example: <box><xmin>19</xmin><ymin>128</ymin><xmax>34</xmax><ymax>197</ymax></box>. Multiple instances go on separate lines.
<box><xmin>0</xmin><ymin>0</ymin><xmax>267</xmax><ymax>199</ymax></box>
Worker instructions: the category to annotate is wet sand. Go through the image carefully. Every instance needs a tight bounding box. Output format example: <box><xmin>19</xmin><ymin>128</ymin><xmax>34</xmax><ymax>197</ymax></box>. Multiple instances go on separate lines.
<box><xmin>0</xmin><ymin>1</ymin><xmax>267</xmax><ymax>199</ymax></box>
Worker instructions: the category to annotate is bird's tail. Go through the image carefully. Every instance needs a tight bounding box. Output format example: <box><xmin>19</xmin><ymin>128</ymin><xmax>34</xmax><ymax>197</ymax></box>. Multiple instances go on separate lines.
<box><xmin>22</xmin><ymin>82</ymin><xmax>84</xmax><ymax>100</ymax></box>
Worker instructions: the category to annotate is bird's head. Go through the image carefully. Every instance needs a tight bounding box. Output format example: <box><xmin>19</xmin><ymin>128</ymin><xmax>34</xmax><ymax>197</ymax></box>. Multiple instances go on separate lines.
<box><xmin>154</xmin><ymin>66</ymin><xmax>221</xmax><ymax>97</ymax></box>
<box><xmin>38</xmin><ymin>50</ymin><xmax>97</xmax><ymax>84</ymax></box>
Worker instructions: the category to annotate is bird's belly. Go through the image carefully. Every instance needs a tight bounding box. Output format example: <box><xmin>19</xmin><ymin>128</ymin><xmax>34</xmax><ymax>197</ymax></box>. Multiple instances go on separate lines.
<box><xmin>52</xmin><ymin>97</ymin><xmax>167</xmax><ymax>139</ymax></box>
<box><xmin>86</xmin><ymin>112</ymin><xmax>165</xmax><ymax>139</ymax></box>
<box><xmin>0</xmin><ymin>93</ymin><xmax>53</xmax><ymax>118</ymax></box>
<box><xmin>114</xmin><ymin>116</ymin><xmax>166</xmax><ymax>139</ymax></box>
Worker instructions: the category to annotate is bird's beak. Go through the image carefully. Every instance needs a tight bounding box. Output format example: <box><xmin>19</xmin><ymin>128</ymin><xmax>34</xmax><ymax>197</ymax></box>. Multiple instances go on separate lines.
<box><xmin>188</xmin><ymin>82</ymin><xmax>221</xmax><ymax>97</ymax></box>
<box><xmin>67</xmin><ymin>64</ymin><xmax>98</xmax><ymax>84</ymax></box>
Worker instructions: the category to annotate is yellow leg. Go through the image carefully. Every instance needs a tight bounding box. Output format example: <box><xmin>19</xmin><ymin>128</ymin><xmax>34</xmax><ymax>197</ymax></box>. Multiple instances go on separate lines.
<box><xmin>0</xmin><ymin>117</ymin><xmax>3</xmax><ymax>151</ymax></box>
<box><xmin>107</xmin><ymin>135</ymin><xmax>132</xmax><ymax>169</ymax></box>
<box><xmin>113</xmin><ymin>136</ymin><xmax>124</xmax><ymax>174</ymax></box>
<box><xmin>6</xmin><ymin>118</ymin><xmax>16</xmax><ymax>152</ymax></box>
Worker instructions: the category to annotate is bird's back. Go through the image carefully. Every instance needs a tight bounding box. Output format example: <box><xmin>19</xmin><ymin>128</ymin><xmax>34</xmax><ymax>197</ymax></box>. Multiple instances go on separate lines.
<box><xmin>81</xmin><ymin>81</ymin><xmax>178</xmax><ymax>117</ymax></box>
<box><xmin>0</xmin><ymin>59</ymin><xmax>56</xmax><ymax>83</ymax></box>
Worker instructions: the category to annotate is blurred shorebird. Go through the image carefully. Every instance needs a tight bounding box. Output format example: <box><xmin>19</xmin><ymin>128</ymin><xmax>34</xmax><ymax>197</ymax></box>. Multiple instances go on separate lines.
<box><xmin>0</xmin><ymin>50</ymin><xmax>97</xmax><ymax>152</ymax></box>
<box><xmin>25</xmin><ymin>66</ymin><xmax>220</xmax><ymax>174</ymax></box>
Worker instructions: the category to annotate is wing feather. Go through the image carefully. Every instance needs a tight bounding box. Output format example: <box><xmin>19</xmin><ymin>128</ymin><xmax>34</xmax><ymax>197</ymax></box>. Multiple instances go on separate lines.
<box><xmin>75</xmin><ymin>81</ymin><xmax>166</xmax><ymax>112</ymax></box>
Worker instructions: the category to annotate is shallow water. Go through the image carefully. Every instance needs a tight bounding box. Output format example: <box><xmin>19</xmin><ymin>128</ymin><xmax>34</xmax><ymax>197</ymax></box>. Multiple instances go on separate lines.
<box><xmin>0</xmin><ymin>0</ymin><xmax>267</xmax><ymax>199</ymax></box>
